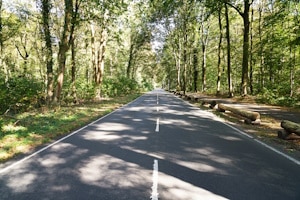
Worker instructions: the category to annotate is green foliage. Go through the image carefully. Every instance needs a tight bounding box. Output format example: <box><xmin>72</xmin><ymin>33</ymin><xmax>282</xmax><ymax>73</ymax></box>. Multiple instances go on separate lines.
<box><xmin>258</xmin><ymin>87</ymin><xmax>300</xmax><ymax>107</ymax></box>
<box><xmin>101</xmin><ymin>76</ymin><xmax>143</xmax><ymax>97</ymax></box>
<box><xmin>0</xmin><ymin>76</ymin><xmax>44</xmax><ymax>114</ymax></box>
<box><xmin>141</xmin><ymin>79</ymin><xmax>154</xmax><ymax>91</ymax></box>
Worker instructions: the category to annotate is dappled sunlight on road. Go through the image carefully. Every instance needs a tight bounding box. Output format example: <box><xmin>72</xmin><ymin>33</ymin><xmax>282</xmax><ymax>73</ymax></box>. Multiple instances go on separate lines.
<box><xmin>4</xmin><ymin>163</ymin><xmax>38</xmax><ymax>193</ymax></box>
<box><xmin>175</xmin><ymin>160</ymin><xmax>220</xmax><ymax>173</ymax></box>
<box><xmin>39</xmin><ymin>154</ymin><xmax>67</xmax><ymax>167</ymax></box>
<box><xmin>77</xmin><ymin>154</ymin><xmax>152</xmax><ymax>189</ymax></box>
<box><xmin>89</xmin><ymin>122</ymin><xmax>132</xmax><ymax>132</ymax></box>
<box><xmin>159</xmin><ymin>172</ymin><xmax>229</xmax><ymax>200</ymax></box>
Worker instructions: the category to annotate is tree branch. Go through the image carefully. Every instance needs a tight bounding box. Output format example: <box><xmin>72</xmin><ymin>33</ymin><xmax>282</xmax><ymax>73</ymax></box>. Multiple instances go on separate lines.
<box><xmin>224</xmin><ymin>1</ymin><xmax>244</xmax><ymax>17</ymax></box>
<box><xmin>15</xmin><ymin>45</ymin><xmax>26</xmax><ymax>60</ymax></box>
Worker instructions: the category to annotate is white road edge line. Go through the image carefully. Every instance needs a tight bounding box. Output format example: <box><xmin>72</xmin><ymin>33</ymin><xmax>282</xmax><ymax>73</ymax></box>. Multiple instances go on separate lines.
<box><xmin>0</xmin><ymin>94</ymin><xmax>146</xmax><ymax>174</ymax></box>
<box><xmin>254</xmin><ymin>139</ymin><xmax>300</xmax><ymax>165</ymax></box>
<box><xmin>151</xmin><ymin>159</ymin><xmax>159</xmax><ymax>200</ymax></box>
<box><xmin>173</xmin><ymin>93</ymin><xmax>300</xmax><ymax>166</ymax></box>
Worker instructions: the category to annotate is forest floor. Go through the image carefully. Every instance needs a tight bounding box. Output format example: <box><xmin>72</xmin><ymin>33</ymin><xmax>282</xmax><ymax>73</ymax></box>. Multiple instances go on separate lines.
<box><xmin>185</xmin><ymin>92</ymin><xmax>300</xmax><ymax>161</ymax></box>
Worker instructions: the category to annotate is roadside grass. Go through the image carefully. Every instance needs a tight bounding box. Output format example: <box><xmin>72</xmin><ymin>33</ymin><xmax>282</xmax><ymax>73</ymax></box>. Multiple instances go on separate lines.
<box><xmin>0</xmin><ymin>93</ymin><xmax>141</xmax><ymax>163</ymax></box>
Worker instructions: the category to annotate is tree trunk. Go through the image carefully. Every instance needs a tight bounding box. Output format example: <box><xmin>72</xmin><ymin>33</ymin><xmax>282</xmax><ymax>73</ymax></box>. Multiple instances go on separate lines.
<box><xmin>201</xmin><ymin>42</ymin><xmax>207</xmax><ymax>92</ymax></box>
<box><xmin>200</xmin><ymin>9</ymin><xmax>209</xmax><ymax>92</ymax></box>
<box><xmin>173</xmin><ymin>45</ymin><xmax>181</xmax><ymax>91</ymax></box>
<box><xmin>225</xmin><ymin>3</ymin><xmax>233</xmax><ymax>97</ymax></box>
<box><xmin>241</xmin><ymin>0</ymin><xmax>250</xmax><ymax>96</ymax></box>
<box><xmin>54</xmin><ymin>0</ymin><xmax>73</xmax><ymax>103</ymax></box>
<box><xmin>41</xmin><ymin>0</ymin><xmax>54</xmax><ymax>104</ymax></box>
<box><xmin>15</xmin><ymin>34</ymin><xmax>30</xmax><ymax>75</ymax></box>
<box><xmin>258</xmin><ymin>3</ymin><xmax>264</xmax><ymax>92</ymax></box>
<box><xmin>216</xmin><ymin>8</ymin><xmax>223</xmax><ymax>95</ymax></box>
<box><xmin>91</xmin><ymin>22</ymin><xmax>97</xmax><ymax>82</ymax></box>
<box><xmin>249</xmin><ymin>6</ymin><xmax>254</xmax><ymax>95</ymax></box>
<box><xmin>95</xmin><ymin>28</ymin><xmax>107</xmax><ymax>99</ymax></box>
<box><xmin>193</xmin><ymin>46</ymin><xmax>199</xmax><ymax>93</ymax></box>
<box><xmin>71</xmin><ymin>37</ymin><xmax>77</xmax><ymax>103</ymax></box>
<box><xmin>182</xmin><ymin>11</ymin><xmax>187</xmax><ymax>94</ymax></box>
<box><xmin>126</xmin><ymin>42</ymin><xmax>134</xmax><ymax>78</ymax></box>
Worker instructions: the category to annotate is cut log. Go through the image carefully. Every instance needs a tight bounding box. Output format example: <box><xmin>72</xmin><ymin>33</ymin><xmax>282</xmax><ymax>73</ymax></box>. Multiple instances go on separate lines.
<box><xmin>186</xmin><ymin>95</ymin><xmax>193</xmax><ymax>100</ymax></box>
<box><xmin>218</xmin><ymin>103</ymin><xmax>260</xmax><ymax>121</ymax></box>
<box><xmin>278</xmin><ymin>130</ymin><xmax>300</xmax><ymax>140</ymax></box>
<box><xmin>278</xmin><ymin>129</ymin><xmax>291</xmax><ymax>139</ymax></box>
<box><xmin>202</xmin><ymin>100</ymin><xmax>217</xmax><ymax>109</ymax></box>
<box><xmin>245</xmin><ymin>118</ymin><xmax>261</xmax><ymax>125</ymax></box>
<box><xmin>188</xmin><ymin>95</ymin><xmax>198</xmax><ymax>102</ymax></box>
<box><xmin>281</xmin><ymin>120</ymin><xmax>300</xmax><ymax>136</ymax></box>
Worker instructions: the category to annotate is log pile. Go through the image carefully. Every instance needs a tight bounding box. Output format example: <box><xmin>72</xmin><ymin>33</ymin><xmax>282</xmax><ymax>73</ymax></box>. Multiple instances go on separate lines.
<box><xmin>278</xmin><ymin>120</ymin><xmax>300</xmax><ymax>140</ymax></box>
<box><xmin>170</xmin><ymin>91</ymin><xmax>261</xmax><ymax>125</ymax></box>
<box><xmin>186</xmin><ymin>94</ymin><xmax>200</xmax><ymax>102</ymax></box>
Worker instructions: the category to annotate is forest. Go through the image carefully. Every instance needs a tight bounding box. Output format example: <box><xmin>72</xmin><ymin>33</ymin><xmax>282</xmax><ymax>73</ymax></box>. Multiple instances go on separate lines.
<box><xmin>0</xmin><ymin>0</ymin><xmax>299</xmax><ymax>114</ymax></box>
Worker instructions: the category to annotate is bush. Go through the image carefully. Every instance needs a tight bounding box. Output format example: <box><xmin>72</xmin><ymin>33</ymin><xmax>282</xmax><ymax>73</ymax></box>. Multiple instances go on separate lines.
<box><xmin>101</xmin><ymin>76</ymin><xmax>141</xmax><ymax>97</ymax></box>
<box><xmin>258</xmin><ymin>87</ymin><xmax>300</xmax><ymax>107</ymax></box>
<box><xmin>0</xmin><ymin>76</ymin><xmax>44</xmax><ymax>114</ymax></box>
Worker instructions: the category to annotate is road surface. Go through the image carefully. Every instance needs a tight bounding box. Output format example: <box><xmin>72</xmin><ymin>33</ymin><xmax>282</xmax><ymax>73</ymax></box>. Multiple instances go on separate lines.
<box><xmin>0</xmin><ymin>89</ymin><xmax>300</xmax><ymax>199</ymax></box>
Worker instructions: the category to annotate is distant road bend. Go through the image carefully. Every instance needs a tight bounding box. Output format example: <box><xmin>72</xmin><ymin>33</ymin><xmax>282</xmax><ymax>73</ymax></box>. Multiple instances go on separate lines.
<box><xmin>0</xmin><ymin>89</ymin><xmax>300</xmax><ymax>200</ymax></box>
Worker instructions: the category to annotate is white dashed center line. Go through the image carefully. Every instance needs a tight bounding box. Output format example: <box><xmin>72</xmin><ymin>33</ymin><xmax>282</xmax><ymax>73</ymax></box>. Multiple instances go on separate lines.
<box><xmin>155</xmin><ymin>118</ymin><xmax>160</xmax><ymax>132</ymax></box>
<box><xmin>151</xmin><ymin>159</ymin><xmax>159</xmax><ymax>200</ymax></box>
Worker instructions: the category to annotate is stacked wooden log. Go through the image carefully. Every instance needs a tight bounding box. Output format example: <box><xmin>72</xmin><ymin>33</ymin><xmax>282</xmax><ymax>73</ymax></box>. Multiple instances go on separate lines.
<box><xmin>202</xmin><ymin>100</ymin><xmax>217</xmax><ymax>109</ymax></box>
<box><xmin>217</xmin><ymin>103</ymin><xmax>261</xmax><ymax>125</ymax></box>
<box><xmin>278</xmin><ymin>120</ymin><xmax>300</xmax><ymax>140</ymax></box>
<box><xmin>171</xmin><ymin>91</ymin><xmax>261</xmax><ymax>125</ymax></box>
<box><xmin>186</xmin><ymin>94</ymin><xmax>200</xmax><ymax>102</ymax></box>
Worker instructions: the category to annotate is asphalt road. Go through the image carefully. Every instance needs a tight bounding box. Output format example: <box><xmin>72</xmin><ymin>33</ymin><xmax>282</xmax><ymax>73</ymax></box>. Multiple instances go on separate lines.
<box><xmin>0</xmin><ymin>89</ymin><xmax>300</xmax><ymax>200</ymax></box>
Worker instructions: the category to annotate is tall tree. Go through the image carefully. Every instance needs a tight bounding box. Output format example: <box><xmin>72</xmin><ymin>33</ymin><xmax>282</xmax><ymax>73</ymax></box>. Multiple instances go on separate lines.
<box><xmin>225</xmin><ymin>3</ymin><xmax>233</xmax><ymax>97</ymax></box>
<box><xmin>216</xmin><ymin>5</ymin><xmax>223</xmax><ymax>95</ymax></box>
<box><xmin>54</xmin><ymin>0</ymin><xmax>80</xmax><ymax>102</ymax></box>
<box><xmin>53</xmin><ymin>0</ymin><xmax>73</xmax><ymax>102</ymax></box>
<box><xmin>225</xmin><ymin>0</ymin><xmax>252</xmax><ymax>96</ymax></box>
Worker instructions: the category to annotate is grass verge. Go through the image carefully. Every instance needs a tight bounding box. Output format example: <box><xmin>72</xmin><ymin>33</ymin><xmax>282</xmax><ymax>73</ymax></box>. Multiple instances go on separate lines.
<box><xmin>0</xmin><ymin>93</ymin><xmax>141</xmax><ymax>163</ymax></box>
